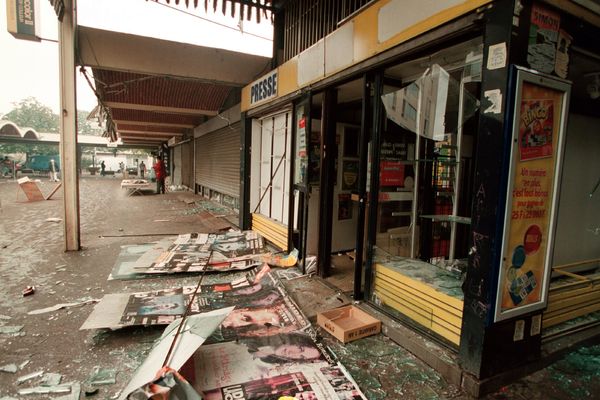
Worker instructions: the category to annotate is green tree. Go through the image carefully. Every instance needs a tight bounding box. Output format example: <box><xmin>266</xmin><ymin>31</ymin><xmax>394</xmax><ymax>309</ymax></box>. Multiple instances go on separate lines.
<box><xmin>78</xmin><ymin>110</ymin><xmax>103</xmax><ymax>136</ymax></box>
<box><xmin>2</xmin><ymin>97</ymin><xmax>59</xmax><ymax>132</ymax></box>
<box><xmin>1</xmin><ymin>98</ymin><xmax>102</xmax><ymax>157</ymax></box>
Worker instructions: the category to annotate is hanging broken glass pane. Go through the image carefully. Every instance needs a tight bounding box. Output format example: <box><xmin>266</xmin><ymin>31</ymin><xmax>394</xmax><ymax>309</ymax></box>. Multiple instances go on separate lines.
<box><xmin>381</xmin><ymin>63</ymin><xmax>479</xmax><ymax>141</ymax></box>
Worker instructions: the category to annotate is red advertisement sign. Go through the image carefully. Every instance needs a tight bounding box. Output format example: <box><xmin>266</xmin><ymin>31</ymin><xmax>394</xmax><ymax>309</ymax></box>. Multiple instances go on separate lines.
<box><xmin>379</xmin><ymin>161</ymin><xmax>405</xmax><ymax>186</ymax></box>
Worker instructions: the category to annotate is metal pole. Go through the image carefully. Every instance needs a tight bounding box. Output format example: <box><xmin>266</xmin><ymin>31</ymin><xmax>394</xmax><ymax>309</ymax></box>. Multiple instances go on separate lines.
<box><xmin>449</xmin><ymin>81</ymin><xmax>466</xmax><ymax>260</ymax></box>
<box><xmin>58</xmin><ymin>0</ymin><xmax>81</xmax><ymax>251</ymax></box>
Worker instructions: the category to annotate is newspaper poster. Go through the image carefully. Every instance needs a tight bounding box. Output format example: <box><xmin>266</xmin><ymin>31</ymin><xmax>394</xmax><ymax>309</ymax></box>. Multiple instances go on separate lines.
<box><xmin>82</xmin><ymin>268</ymin><xmax>258</xmax><ymax>330</ymax></box>
<box><xmin>192</xmin><ymin>322</ymin><xmax>366</xmax><ymax>399</ymax></box>
<box><xmin>139</xmin><ymin>231</ymin><xmax>268</xmax><ymax>274</ymax></box>
<box><xmin>527</xmin><ymin>4</ymin><xmax>560</xmax><ymax>74</ymax></box>
<box><xmin>195</xmin><ymin>362</ymin><xmax>366</xmax><ymax>400</ymax></box>
<box><xmin>193</xmin><ymin>332</ymin><xmax>332</xmax><ymax>388</ymax></box>
<box><xmin>119</xmin><ymin>268</ymin><xmax>279</xmax><ymax>327</ymax></box>
<box><xmin>82</xmin><ymin>266</ymin><xmax>309</xmax><ymax>332</ymax></box>
<box><xmin>210</xmin><ymin>231</ymin><xmax>268</xmax><ymax>261</ymax></box>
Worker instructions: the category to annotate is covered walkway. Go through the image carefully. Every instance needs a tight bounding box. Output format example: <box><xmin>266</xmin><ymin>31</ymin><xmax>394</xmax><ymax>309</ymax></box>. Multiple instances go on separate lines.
<box><xmin>0</xmin><ymin>177</ymin><xmax>597</xmax><ymax>399</ymax></box>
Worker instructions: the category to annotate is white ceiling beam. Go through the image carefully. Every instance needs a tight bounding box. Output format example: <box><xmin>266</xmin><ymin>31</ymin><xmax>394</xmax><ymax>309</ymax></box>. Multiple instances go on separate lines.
<box><xmin>118</xmin><ymin>129</ymin><xmax>183</xmax><ymax>136</ymax></box>
<box><xmin>119</xmin><ymin>136</ymin><xmax>166</xmax><ymax>142</ymax></box>
<box><xmin>113</xmin><ymin>119</ymin><xmax>195</xmax><ymax>129</ymax></box>
<box><xmin>105</xmin><ymin>102</ymin><xmax>217</xmax><ymax>116</ymax></box>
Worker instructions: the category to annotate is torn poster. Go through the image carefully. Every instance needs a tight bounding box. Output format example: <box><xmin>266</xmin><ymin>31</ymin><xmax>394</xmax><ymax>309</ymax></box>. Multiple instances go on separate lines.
<box><xmin>260</xmin><ymin>248</ymin><xmax>299</xmax><ymax>268</ymax></box>
<box><xmin>119</xmin><ymin>307</ymin><xmax>234</xmax><ymax>400</ymax></box>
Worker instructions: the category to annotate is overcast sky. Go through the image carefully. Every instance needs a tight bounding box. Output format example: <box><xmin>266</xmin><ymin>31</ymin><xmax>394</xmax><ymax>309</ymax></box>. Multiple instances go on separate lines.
<box><xmin>0</xmin><ymin>0</ymin><xmax>273</xmax><ymax>116</ymax></box>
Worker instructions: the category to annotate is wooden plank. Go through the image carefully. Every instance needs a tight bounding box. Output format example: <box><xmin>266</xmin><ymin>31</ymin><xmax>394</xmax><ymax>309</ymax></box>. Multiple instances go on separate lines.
<box><xmin>252</xmin><ymin>220</ymin><xmax>288</xmax><ymax>239</ymax></box>
<box><xmin>252</xmin><ymin>213</ymin><xmax>288</xmax><ymax>234</ymax></box>
<box><xmin>19</xmin><ymin>181</ymin><xmax>45</xmax><ymax>202</ymax></box>
<box><xmin>375</xmin><ymin>269</ymin><xmax>463</xmax><ymax>319</ymax></box>
<box><xmin>549</xmin><ymin>274</ymin><xmax>600</xmax><ymax>292</ymax></box>
<box><xmin>374</xmin><ymin>282</ymin><xmax>434</xmax><ymax>327</ymax></box>
<box><xmin>375</xmin><ymin>277</ymin><xmax>462</xmax><ymax>329</ymax></box>
<box><xmin>252</xmin><ymin>219</ymin><xmax>287</xmax><ymax>241</ymax></box>
<box><xmin>375</xmin><ymin>264</ymin><xmax>464</xmax><ymax>311</ymax></box>
<box><xmin>45</xmin><ymin>182</ymin><xmax>62</xmax><ymax>200</ymax></box>
<box><xmin>376</xmin><ymin>287</ymin><xmax>461</xmax><ymax>345</ymax></box>
<box><xmin>547</xmin><ymin>286</ymin><xmax>600</xmax><ymax>308</ymax></box>
<box><xmin>375</xmin><ymin>282</ymin><xmax>461</xmax><ymax>336</ymax></box>
<box><xmin>252</xmin><ymin>221</ymin><xmax>287</xmax><ymax>249</ymax></box>
<box><xmin>375</xmin><ymin>275</ymin><xmax>462</xmax><ymax>329</ymax></box>
<box><xmin>553</xmin><ymin>258</ymin><xmax>600</xmax><ymax>269</ymax></box>
<box><xmin>552</xmin><ymin>269</ymin><xmax>591</xmax><ymax>282</ymax></box>
<box><xmin>251</xmin><ymin>213</ymin><xmax>289</xmax><ymax>250</ymax></box>
<box><xmin>548</xmin><ymin>284</ymin><xmax>600</xmax><ymax>302</ymax></box>
<box><xmin>544</xmin><ymin>295</ymin><xmax>600</xmax><ymax>318</ymax></box>
<box><xmin>543</xmin><ymin>303</ymin><xmax>600</xmax><ymax>328</ymax></box>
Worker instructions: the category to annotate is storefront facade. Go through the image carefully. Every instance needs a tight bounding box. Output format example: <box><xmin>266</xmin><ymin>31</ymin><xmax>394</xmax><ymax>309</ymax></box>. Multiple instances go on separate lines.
<box><xmin>239</xmin><ymin>0</ymin><xmax>600</xmax><ymax>384</ymax></box>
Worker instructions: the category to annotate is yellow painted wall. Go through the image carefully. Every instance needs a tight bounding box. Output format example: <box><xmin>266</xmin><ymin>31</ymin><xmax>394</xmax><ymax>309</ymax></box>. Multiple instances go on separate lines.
<box><xmin>242</xmin><ymin>0</ymin><xmax>491</xmax><ymax>112</ymax></box>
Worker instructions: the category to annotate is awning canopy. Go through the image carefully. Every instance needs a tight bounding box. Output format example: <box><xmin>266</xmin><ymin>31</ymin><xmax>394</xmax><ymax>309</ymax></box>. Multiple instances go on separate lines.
<box><xmin>77</xmin><ymin>25</ymin><xmax>271</xmax><ymax>146</ymax></box>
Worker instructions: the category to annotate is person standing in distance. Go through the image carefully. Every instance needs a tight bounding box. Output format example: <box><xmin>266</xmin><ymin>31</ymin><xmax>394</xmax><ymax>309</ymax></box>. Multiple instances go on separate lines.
<box><xmin>153</xmin><ymin>155</ymin><xmax>166</xmax><ymax>194</ymax></box>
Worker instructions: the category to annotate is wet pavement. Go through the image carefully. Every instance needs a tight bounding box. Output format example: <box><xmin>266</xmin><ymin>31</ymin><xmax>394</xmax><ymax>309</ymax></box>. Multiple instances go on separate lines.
<box><xmin>0</xmin><ymin>176</ymin><xmax>598</xmax><ymax>399</ymax></box>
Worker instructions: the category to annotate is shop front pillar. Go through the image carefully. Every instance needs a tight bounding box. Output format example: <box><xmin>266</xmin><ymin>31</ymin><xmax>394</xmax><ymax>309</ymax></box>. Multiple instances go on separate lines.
<box><xmin>58</xmin><ymin>0</ymin><xmax>80</xmax><ymax>251</ymax></box>
<box><xmin>459</xmin><ymin>0</ymin><xmax>538</xmax><ymax>379</ymax></box>
<box><xmin>317</xmin><ymin>89</ymin><xmax>337</xmax><ymax>278</ymax></box>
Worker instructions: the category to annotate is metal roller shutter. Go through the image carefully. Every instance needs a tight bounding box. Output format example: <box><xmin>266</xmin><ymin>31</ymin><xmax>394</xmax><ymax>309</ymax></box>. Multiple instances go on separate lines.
<box><xmin>173</xmin><ymin>145</ymin><xmax>182</xmax><ymax>186</ymax></box>
<box><xmin>181</xmin><ymin>141</ymin><xmax>193</xmax><ymax>188</ymax></box>
<box><xmin>195</xmin><ymin>122</ymin><xmax>241</xmax><ymax>198</ymax></box>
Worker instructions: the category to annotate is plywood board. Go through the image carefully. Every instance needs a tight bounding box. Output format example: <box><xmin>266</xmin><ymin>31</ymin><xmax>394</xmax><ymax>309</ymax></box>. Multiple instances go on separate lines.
<box><xmin>19</xmin><ymin>181</ymin><xmax>45</xmax><ymax>202</ymax></box>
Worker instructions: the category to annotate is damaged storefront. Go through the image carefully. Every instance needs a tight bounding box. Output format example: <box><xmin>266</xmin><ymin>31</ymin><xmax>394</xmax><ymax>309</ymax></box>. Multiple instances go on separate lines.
<box><xmin>239</xmin><ymin>0</ymin><xmax>600</xmax><ymax>389</ymax></box>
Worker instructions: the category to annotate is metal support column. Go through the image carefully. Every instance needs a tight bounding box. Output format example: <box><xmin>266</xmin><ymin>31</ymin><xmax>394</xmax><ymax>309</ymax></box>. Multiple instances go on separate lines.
<box><xmin>239</xmin><ymin>112</ymin><xmax>252</xmax><ymax>230</ymax></box>
<box><xmin>58</xmin><ymin>0</ymin><xmax>80</xmax><ymax>251</ymax></box>
<box><xmin>317</xmin><ymin>89</ymin><xmax>337</xmax><ymax>278</ymax></box>
<box><xmin>364</xmin><ymin>72</ymin><xmax>384</xmax><ymax>296</ymax></box>
<box><xmin>353</xmin><ymin>73</ymin><xmax>374</xmax><ymax>300</ymax></box>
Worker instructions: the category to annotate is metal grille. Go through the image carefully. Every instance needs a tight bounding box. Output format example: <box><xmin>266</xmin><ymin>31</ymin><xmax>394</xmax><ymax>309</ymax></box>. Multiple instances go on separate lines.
<box><xmin>282</xmin><ymin>0</ymin><xmax>373</xmax><ymax>62</ymax></box>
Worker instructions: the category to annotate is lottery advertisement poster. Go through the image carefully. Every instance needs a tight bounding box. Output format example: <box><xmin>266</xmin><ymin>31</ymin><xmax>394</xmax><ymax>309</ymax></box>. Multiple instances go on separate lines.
<box><xmin>495</xmin><ymin>71</ymin><xmax>570</xmax><ymax>322</ymax></box>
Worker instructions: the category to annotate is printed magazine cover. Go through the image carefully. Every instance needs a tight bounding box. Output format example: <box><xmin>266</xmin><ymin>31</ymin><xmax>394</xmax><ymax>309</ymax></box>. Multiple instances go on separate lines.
<box><xmin>139</xmin><ymin>231</ymin><xmax>268</xmax><ymax>274</ymax></box>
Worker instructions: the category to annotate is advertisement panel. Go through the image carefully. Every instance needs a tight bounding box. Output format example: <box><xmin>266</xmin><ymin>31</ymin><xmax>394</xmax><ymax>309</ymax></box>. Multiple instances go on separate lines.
<box><xmin>6</xmin><ymin>0</ymin><xmax>40</xmax><ymax>41</ymax></box>
<box><xmin>494</xmin><ymin>69</ymin><xmax>570</xmax><ymax>322</ymax></box>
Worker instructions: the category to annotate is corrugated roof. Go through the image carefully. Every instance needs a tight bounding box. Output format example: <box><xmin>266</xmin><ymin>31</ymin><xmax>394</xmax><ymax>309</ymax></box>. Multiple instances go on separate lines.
<box><xmin>94</xmin><ymin>69</ymin><xmax>232</xmax><ymax>112</ymax></box>
<box><xmin>91</xmin><ymin>68</ymin><xmax>237</xmax><ymax>145</ymax></box>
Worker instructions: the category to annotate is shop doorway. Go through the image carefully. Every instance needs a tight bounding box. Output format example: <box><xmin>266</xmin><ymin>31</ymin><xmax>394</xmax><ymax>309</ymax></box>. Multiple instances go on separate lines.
<box><xmin>292</xmin><ymin>79</ymin><xmax>367</xmax><ymax>295</ymax></box>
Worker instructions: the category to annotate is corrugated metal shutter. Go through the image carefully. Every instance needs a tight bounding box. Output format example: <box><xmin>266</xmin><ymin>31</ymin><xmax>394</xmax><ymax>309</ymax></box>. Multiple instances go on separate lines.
<box><xmin>195</xmin><ymin>122</ymin><xmax>240</xmax><ymax>198</ymax></box>
<box><xmin>173</xmin><ymin>145</ymin><xmax>182</xmax><ymax>185</ymax></box>
<box><xmin>181</xmin><ymin>141</ymin><xmax>193</xmax><ymax>188</ymax></box>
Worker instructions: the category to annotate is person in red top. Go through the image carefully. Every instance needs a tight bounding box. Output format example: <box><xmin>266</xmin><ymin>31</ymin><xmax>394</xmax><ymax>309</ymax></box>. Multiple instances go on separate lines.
<box><xmin>152</xmin><ymin>155</ymin><xmax>167</xmax><ymax>194</ymax></box>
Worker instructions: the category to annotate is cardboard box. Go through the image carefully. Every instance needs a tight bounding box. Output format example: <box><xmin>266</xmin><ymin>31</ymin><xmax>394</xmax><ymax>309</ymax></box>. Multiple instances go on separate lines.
<box><xmin>317</xmin><ymin>305</ymin><xmax>381</xmax><ymax>343</ymax></box>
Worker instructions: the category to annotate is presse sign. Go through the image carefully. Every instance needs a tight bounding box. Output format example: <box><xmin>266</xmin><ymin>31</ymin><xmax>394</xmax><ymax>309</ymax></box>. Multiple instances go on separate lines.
<box><xmin>249</xmin><ymin>70</ymin><xmax>278</xmax><ymax>106</ymax></box>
